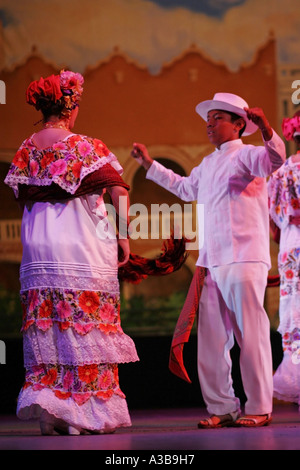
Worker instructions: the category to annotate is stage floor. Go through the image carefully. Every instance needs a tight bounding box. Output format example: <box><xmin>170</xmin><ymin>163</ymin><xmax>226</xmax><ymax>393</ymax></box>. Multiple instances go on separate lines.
<box><xmin>0</xmin><ymin>404</ymin><xmax>300</xmax><ymax>451</ymax></box>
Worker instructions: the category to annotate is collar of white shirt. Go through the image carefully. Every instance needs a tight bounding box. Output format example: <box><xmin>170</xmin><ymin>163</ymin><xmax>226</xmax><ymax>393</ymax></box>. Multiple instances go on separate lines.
<box><xmin>215</xmin><ymin>139</ymin><xmax>243</xmax><ymax>152</ymax></box>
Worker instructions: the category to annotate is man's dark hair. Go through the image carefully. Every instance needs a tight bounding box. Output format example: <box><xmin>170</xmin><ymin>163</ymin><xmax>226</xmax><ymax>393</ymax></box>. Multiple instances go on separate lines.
<box><xmin>228</xmin><ymin>111</ymin><xmax>246</xmax><ymax>137</ymax></box>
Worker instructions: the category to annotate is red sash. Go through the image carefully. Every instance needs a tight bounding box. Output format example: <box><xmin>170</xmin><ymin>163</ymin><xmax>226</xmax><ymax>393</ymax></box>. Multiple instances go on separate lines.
<box><xmin>169</xmin><ymin>266</ymin><xmax>206</xmax><ymax>383</ymax></box>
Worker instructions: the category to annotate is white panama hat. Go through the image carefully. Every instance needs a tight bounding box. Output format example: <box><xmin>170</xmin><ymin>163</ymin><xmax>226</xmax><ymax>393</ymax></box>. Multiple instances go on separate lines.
<box><xmin>195</xmin><ymin>92</ymin><xmax>258</xmax><ymax>136</ymax></box>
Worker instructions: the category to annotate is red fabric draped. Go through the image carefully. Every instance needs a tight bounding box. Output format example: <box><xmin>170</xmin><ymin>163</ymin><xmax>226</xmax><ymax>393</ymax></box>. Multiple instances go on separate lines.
<box><xmin>118</xmin><ymin>236</ymin><xmax>188</xmax><ymax>284</ymax></box>
<box><xmin>169</xmin><ymin>266</ymin><xmax>206</xmax><ymax>383</ymax></box>
<box><xmin>169</xmin><ymin>266</ymin><xmax>279</xmax><ymax>384</ymax></box>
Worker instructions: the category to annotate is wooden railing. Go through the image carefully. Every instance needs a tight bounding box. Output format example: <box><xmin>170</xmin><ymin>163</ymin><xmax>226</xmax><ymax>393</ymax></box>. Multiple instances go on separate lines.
<box><xmin>0</xmin><ymin>219</ymin><xmax>22</xmax><ymax>262</ymax></box>
<box><xmin>0</xmin><ymin>219</ymin><xmax>21</xmax><ymax>242</ymax></box>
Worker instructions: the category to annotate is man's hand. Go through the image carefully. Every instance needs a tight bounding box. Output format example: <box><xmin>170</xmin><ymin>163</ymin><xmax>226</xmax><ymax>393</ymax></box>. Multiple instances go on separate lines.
<box><xmin>244</xmin><ymin>107</ymin><xmax>273</xmax><ymax>141</ymax></box>
<box><xmin>131</xmin><ymin>142</ymin><xmax>153</xmax><ymax>169</ymax></box>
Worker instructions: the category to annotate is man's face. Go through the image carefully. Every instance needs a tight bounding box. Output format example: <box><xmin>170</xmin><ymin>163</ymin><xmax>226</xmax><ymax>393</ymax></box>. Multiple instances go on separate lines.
<box><xmin>206</xmin><ymin>110</ymin><xmax>243</xmax><ymax>148</ymax></box>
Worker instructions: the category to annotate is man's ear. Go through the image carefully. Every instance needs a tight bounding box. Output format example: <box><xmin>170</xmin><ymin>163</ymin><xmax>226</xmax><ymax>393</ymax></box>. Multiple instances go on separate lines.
<box><xmin>235</xmin><ymin>117</ymin><xmax>246</xmax><ymax>135</ymax></box>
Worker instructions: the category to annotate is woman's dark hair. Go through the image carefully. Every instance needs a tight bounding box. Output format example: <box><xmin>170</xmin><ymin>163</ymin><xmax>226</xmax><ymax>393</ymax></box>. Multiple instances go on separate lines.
<box><xmin>36</xmin><ymin>96</ymin><xmax>67</xmax><ymax>121</ymax></box>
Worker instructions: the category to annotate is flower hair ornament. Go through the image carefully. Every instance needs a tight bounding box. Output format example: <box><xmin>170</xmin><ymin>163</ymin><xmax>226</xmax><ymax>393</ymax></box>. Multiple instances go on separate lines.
<box><xmin>26</xmin><ymin>70</ymin><xmax>84</xmax><ymax>116</ymax></box>
<box><xmin>282</xmin><ymin>112</ymin><xmax>300</xmax><ymax>141</ymax></box>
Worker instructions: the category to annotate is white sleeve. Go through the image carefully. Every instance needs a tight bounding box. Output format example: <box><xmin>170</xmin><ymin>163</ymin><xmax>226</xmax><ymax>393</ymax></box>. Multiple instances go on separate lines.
<box><xmin>146</xmin><ymin>160</ymin><xmax>200</xmax><ymax>202</ymax></box>
<box><xmin>238</xmin><ymin>130</ymin><xmax>286</xmax><ymax>177</ymax></box>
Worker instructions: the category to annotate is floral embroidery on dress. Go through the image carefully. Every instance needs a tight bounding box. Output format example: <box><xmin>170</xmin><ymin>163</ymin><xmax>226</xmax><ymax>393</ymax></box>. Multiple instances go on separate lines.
<box><xmin>21</xmin><ymin>287</ymin><xmax>122</xmax><ymax>335</ymax></box>
<box><xmin>268</xmin><ymin>159</ymin><xmax>300</xmax><ymax>229</ymax></box>
<box><xmin>4</xmin><ymin>134</ymin><xmax>121</xmax><ymax>197</ymax></box>
<box><xmin>278</xmin><ymin>248</ymin><xmax>300</xmax><ymax>297</ymax></box>
<box><xmin>23</xmin><ymin>362</ymin><xmax>126</xmax><ymax>405</ymax></box>
<box><xmin>282</xmin><ymin>328</ymin><xmax>300</xmax><ymax>363</ymax></box>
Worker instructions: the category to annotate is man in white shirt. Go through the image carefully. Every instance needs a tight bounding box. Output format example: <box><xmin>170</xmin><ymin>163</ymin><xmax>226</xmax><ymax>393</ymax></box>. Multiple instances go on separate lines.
<box><xmin>131</xmin><ymin>93</ymin><xmax>286</xmax><ymax>428</ymax></box>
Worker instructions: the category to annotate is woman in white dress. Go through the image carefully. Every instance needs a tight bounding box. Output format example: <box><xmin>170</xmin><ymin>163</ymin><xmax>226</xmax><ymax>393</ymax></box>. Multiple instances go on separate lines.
<box><xmin>5</xmin><ymin>70</ymin><xmax>139</xmax><ymax>435</ymax></box>
<box><xmin>268</xmin><ymin>111</ymin><xmax>300</xmax><ymax>407</ymax></box>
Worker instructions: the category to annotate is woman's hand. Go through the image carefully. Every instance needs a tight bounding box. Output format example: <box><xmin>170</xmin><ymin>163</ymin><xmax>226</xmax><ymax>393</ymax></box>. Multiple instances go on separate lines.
<box><xmin>118</xmin><ymin>238</ymin><xmax>130</xmax><ymax>267</ymax></box>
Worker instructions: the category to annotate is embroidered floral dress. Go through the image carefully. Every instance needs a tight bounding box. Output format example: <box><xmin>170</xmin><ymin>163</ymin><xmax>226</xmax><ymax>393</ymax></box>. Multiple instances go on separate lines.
<box><xmin>268</xmin><ymin>156</ymin><xmax>300</xmax><ymax>405</ymax></box>
<box><xmin>4</xmin><ymin>133</ymin><xmax>139</xmax><ymax>432</ymax></box>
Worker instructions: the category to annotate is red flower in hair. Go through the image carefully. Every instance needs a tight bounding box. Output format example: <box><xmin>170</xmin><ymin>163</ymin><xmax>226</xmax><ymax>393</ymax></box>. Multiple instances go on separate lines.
<box><xmin>26</xmin><ymin>75</ymin><xmax>63</xmax><ymax>106</ymax></box>
<box><xmin>282</xmin><ymin>115</ymin><xmax>300</xmax><ymax>141</ymax></box>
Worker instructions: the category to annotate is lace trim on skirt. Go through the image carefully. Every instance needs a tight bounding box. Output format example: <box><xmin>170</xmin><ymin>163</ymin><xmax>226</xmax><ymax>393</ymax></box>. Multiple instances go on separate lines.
<box><xmin>23</xmin><ymin>323</ymin><xmax>139</xmax><ymax>366</ymax></box>
<box><xmin>20</xmin><ymin>268</ymin><xmax>119</xmax><ymax>292</ymax></box>
<box><xmin>17</xmin><ymin>388</ymin><xmax>132</xmax><ymax>431</ymax></box>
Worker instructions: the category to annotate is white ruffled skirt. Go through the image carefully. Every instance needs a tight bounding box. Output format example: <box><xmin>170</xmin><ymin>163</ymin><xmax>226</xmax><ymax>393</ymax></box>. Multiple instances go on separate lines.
<box><xmin>17</xmin><ymin>325</ymin><xmax>138</xmax><ymax>432</ymax></box>
<box><xmin>17</xmin><ymin>196</ymin><xmax>139</xmax><ymax>432</ymax></box>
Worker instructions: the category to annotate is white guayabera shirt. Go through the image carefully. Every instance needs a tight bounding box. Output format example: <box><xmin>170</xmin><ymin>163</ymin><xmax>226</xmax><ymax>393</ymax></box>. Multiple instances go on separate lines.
<box><xmin>146</xmin><ymin>132</ymin><xmax>286</xmax><ymax>269</ymax></box>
